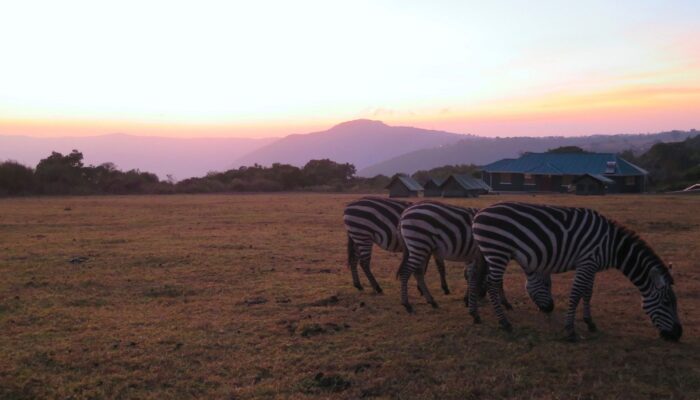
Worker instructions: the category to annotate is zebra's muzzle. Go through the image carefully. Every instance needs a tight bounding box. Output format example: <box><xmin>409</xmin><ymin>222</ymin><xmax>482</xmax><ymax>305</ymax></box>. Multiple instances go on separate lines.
<box><xmin>538</xmin><ymin>300</ymin><xmax>554</xmax><ymax>314</ymax></box>
<box><xmin>660</xmin><ymin>323</ymin><xmax>682</xmax><ymax>342</ymax></box>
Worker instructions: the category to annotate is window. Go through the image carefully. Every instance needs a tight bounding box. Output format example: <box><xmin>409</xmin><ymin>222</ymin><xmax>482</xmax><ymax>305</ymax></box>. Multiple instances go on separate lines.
<box><xmin>500</xmin><ymin>173</ymin><xmax>512</xmax><ymax>184</ymax></box>
<box><xmin>524</xmin><ymin>174</ymin><xmax>535</xmax><ymax>185</ymax></box>
<box><xmin>605</xmin><ymin>161</ymin><xmax>617</xmax><ymax>174</ymax></box>
<box><xmin>561</xmin><ymin>175</ymin><xmax>573</xmax><ymax>186</ymax></box>
<box><xmin>625</xmin><ymin>176</ymin><xmax>636</xmax><ymax>186</ymax></box>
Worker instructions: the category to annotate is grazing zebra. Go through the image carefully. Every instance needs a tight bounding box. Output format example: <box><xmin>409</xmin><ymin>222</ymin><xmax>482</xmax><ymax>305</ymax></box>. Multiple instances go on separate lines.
<box><xmin>398</xmin><ymin>201</ymin><xmax>554</xmax><ymax>314</ymax></box>
<box><xmin>343</xmin><ymin>197</ymin><xmax>450</xmax><ymax>294</ymax></box>
<box><xmin>471</xmin><ymin>202</ymin><xmax>682</xmax><ymax>341</ymax></box>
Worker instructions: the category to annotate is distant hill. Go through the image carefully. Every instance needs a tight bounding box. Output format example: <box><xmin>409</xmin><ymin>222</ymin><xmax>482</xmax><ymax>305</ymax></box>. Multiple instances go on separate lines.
<box><xmin>626</xmin><ymin>135</ymin><xmax>700</xmax><ymax>191</ymax></box>
<box><xmin>233</xmin><ymin>119</ymin><xmax>467</xmax><ymax>170</ymax></box>
<box><xmin>0</xmin><ymin>134</ymin><xmax>277</xmax><ymax>180</ymax></box>
<box><xmin>358</xmin><ymin>130</ymin><xmax>699</xmax><ymax>177</ymax></box>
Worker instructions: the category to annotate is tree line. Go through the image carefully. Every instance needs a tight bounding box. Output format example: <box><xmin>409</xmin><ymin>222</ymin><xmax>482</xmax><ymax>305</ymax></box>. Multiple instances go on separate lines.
<box><xmin>619</xmin><ymin>135</ymin><xmax>700</xmax><ymax>191</ymax></box>
<box><xmin>1</xmin><ymin>136</ymin><xmax>697</xmax><ymax>196</ymax></box>
<box><xmin>0</xmin><ymin>150</ymin><xmax>390</xmax><ymax>196</ymax></box>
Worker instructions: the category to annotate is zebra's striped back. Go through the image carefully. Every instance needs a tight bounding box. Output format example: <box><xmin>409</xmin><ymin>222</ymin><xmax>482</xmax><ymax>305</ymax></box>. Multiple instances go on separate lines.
<box><xmin>343</xmin><ymin>196</ymin><xmax>410</xmax><ymax>253</ymax></box>
<box><xmin>473</xmin><ymin>201</ymin><xmax>682</xmax><ymax>340</ymax></box>
<box><xmin>400</xmin><ymin>201</ymin><xmax>479</xmax><ymax>262</ymax></box>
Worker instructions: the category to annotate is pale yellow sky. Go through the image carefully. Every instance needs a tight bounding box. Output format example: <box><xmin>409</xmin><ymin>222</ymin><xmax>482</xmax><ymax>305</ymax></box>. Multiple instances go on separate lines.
<box><xmin>1</xmin><ymin>0</ymin><xmax>699</xmax><ymax>138</ymax></box>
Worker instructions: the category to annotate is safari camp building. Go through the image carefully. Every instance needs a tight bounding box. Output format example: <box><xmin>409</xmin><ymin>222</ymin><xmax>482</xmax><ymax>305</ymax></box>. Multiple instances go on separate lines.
<box><xmin>480</xmin><ymin>152</ymin><xmax>648</xmax><ymax>194</ymax></box>
<box><xmin>423</xmin><ymin>178</ymin><xmax>444</xmax><ymax>197</ymax></box>
<box><xmin>386</xmin><ymin>175</ymin><xmax>423</xmax><ymax>198</ymax></box>
<box><xmin>440</xmin><ymin>174</ymin><xmax>492</xmax><ymax>198</ymax></box>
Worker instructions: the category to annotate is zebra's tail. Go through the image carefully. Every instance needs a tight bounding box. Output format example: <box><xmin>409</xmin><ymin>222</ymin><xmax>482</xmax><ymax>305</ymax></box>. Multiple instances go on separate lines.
<box><xmin>347</xmin><ymin>235</ymin><xmax>357</xmax><ymax>268</ymax></box>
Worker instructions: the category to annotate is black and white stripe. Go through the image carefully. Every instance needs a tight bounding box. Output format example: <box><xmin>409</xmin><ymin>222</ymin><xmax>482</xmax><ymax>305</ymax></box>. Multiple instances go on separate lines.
<box><xmin>398</xmin><ymin>201</ymin><xmax>554</xmax><ymax>314</ymax></box>
<box><xmin>343</xmin><ymin>197</ymin><xmax>449</xmax><ymax>294</ymax></box>
<box><xmin>472</xmin><ymin>202</ymin><xmax>682</xmax><ymax>341</ymax></box>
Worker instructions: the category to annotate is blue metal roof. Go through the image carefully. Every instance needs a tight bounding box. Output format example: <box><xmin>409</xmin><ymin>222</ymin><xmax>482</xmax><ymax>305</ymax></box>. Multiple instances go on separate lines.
<box><xmin>481</xmin><ymin>153</ymin><xmax>647</xmax><ymax>176</ymax></box>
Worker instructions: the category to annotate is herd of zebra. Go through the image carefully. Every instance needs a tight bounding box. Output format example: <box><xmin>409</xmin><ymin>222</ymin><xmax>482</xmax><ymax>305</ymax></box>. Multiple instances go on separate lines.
<box><xmin>343</xmin><ymin>196</ymin><xmax>682</xmax><ymax>342</ymax></box>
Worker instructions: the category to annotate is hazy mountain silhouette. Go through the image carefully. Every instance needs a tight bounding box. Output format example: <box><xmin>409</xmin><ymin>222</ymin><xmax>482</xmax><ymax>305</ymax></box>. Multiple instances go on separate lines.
<box><xmin>233</xmin><ymin>119</ymin><xmax>467</xmax><ymax>169</ymax></box>
<box><xmin>3</xmin><ymin>122</ymin><xmax>697</xmax><ymax>181</ymax></box>
<box><xmin>0</xmin><ymin>134</ymin><xmax>276</xmax><ymax>180</ymax></box>
<box><xmin>358</xmin><ymin>129</ymin><xmax>699</xmax><ymax>176</ymax></box>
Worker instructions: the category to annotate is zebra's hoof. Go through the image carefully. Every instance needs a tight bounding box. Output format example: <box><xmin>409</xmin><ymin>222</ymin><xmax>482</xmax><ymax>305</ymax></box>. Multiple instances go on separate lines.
<box><xmin>499</xmin><ymin>320</ymin><xmax>513</xmax><ymax>332</ymax></box>
<box><xmin>403</xmin><ymin>303</ymin><xmax>415</xmax><ymax>314</ymax></box>
<box><xmin>354</xmin><ymin>284</ymin><xmax>364</xmax><ymax>291</ymax></box>
<box><xmin>442</xmin><ymin>287</ymin><xmax>450</xmax><ymax>295</ymax></box>
<box><xmin>584</xmin><ymin>318</ymin><xmax>597</xmax><ymax>332</ymax></box>
<box><xmin>429</xmin><ymin>301</ymin><xmax>439</xmax><ymax>309</ymax></box>
<box><xmin>502</xmin><ymin>301</ymin><xmax>514</xmax><ymax>311</ymax></box>
<box><xmin>470</xmin><ymin>312</ymin><xmax>481</xmax><ymax>324</ymax></box>
<box><xmin>564</xmin><ymin>326</ymin><xmax>579</xmax><ymax>342</ymax></box>
<box><xmin>374</xmin><ymin>286</ymin><xmax>384</xmax><ymax>294</ymax></box>
<box><xmin>416</xmin><ymin>286</ymin><xmax>424</xmax><ymax>296</ymax></box>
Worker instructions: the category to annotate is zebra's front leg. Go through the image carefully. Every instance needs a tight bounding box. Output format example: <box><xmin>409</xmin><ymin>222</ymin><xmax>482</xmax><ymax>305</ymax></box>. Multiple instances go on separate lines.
<box><xmin>565</xmin><ymin>267</ymin><xmax>596</xmax><ymax>342</ymax></box>
<box><xmin>488</xmin><ymin>272</ymin><xmax>512</xmax><ymax>331</ymax></box>
<box><xmin>359</xmin><ymin>258</ymin><xmax>383</xmax><ymax>294</ymax></box>
<box><xmin>434</xmin><ymin>254</ymin><xmax>450</xmax><ymax>295</ymax></box>
<box><xmin>582</xmin><ymin>278</ymin><xmax>597</xmax><ymax>332</ymax></box>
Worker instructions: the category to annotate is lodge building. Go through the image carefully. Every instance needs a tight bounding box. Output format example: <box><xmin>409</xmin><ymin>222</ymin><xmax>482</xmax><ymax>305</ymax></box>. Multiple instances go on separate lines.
<box><xmin>480</xmin><ymin>152</ymin><xmax>648</xmax><ymax>193</ymax></box>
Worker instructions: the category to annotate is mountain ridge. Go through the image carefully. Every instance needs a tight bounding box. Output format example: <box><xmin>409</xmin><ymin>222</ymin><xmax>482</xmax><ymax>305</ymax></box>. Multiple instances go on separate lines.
<box><xmin>232</xmin><ymin>119</ymin><xmax>468</xmax><ymax>170</ymax></box>
<box><xmin>358</xmin><ymin>129</ymin><xmax>699</xmax><ymax>176</ymax></box>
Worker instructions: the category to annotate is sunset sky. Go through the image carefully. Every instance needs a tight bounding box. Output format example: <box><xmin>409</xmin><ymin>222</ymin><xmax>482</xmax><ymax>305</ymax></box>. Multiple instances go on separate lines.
<box><xmin>1</xmin><ymin>0</ymin><xmax>699</xmax><ymax>138</ymax></box>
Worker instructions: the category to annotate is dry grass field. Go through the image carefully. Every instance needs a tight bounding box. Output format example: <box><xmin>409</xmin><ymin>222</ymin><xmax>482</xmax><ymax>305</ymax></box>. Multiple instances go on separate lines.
<box><xmin>1</xmin><ymin>193</ymin><xmax>699</xmax><ymax>399</ymax></box>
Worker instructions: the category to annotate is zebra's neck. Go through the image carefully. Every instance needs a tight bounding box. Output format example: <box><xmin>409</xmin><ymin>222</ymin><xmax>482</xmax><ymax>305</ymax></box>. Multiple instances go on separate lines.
<box><xmin>611</xmin><ymin>223</ymin><xmax>664</xmax><ymax>291</ymax></box>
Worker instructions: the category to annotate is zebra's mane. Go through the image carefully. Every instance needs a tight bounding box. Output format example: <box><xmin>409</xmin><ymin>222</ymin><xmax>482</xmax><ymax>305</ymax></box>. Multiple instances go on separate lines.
<box><xmin>607</xmin><ymin>216</ymin><xmax>673</xmax><ymax>281</ymax></box>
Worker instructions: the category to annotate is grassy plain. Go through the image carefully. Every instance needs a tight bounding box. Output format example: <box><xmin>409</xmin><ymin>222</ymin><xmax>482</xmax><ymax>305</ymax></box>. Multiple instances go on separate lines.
<box><xmin>1</xmin><ymin>193</ymin><xmax>699</xmax><ymax>399</ymax></box>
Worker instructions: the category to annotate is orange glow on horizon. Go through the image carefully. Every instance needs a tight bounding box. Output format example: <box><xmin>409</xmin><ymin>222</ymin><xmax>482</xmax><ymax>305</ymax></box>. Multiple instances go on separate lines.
<box><xmin>2</xmin><ymin>82</ymin><xmax>699</xmax><ymax>139</ymax></box>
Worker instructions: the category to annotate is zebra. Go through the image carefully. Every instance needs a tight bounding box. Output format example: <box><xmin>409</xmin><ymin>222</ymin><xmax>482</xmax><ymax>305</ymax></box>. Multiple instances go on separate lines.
<box><xmin>471</xmin><ymin>202</ymin><xmax>682</xmax><ymax>341</ymax></box>
<box><xmin>398</xmin><ymin>201</ymin><xmax>554</xmax><ymax>314</ymax></box>
<box><xmin>343</xmin><ymin>197</ymin><xmax>451</xmax><ymax>294</ymax></box>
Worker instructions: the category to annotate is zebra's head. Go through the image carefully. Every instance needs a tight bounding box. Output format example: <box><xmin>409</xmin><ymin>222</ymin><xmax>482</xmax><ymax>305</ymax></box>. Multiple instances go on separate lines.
<box><xmin>525</xmin><ymin>273</ymin><xmax>554</xmax><ymax>313</ymax></box>
<box><xmin>644</xmin><ymin>264</ymin><xmax>682</xmax><ymax>341</ymax></box>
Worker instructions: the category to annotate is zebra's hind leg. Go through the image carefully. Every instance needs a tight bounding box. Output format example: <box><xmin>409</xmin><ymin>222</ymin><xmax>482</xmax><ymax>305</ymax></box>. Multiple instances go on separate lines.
<box><xmin>359</xmin><ymin>258</ymin><xmax>383</xmax><ymax>294</ymax></box>
<box><xmin>434</xmin><ymin>254</ymin><xmax>450</xmax><ymax>295</ymax></box>
<box><xmin>347</xmin><ymin>236</ymin><xmax>365</xmax><ymax>291</ymax></box>
<box><xmin>399</xmin><ymin>262</ymin><xmax>414</xmax><ymax>314</ymax></box>
<box><xmin>466</xmin><ymin>262</ymin><xmax>482</xmax><ymax>323</ymax></box>
<box><xmin>350</xmin><ymin>258</ymin><xmax>363</xmax><ymax>291</ymax></box>
<box><xmin>416</xmin><ymin>259</ymin><xmax>426</xmax><ymax>296</ymax></box>
<box><xmin>464</xmin><ymin>262</ymin><xmax>474</xmax><ymax>308</ymax></box>
<box><xmin>415</xmin><ymin>268</ymin><xmax>438</xmax><ymax>308</ymax></box>
<box><xmin>486</xmin><ymin>262</ymin><xmax>512</xmax><ymax>331</ymax></box>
